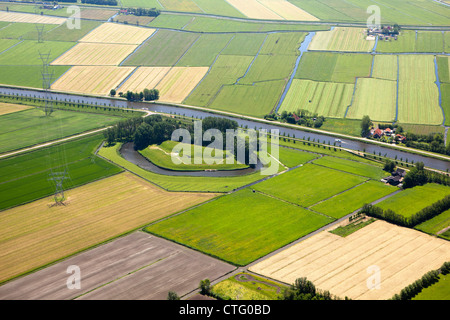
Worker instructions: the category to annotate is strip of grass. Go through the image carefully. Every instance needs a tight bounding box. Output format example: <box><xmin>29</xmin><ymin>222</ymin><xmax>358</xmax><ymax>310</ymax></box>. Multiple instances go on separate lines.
<box><xmin>312</xmin><ymin>156</ymin><xmax>388</xmax><ymax>180</ymax></box>
<box><xmin>0</xmin><ymin>108</ymin><xmax>121</xmax><ymax>154</ymax></box>
<box><xmin>0</xmin><ymin>134</ymin><xmax>123</xmax><ymax>211</ymax></box>
<box><xmin>0</xmin><ymin>65</ymin><xmax>70</xmax><ymax>89</ymax></box>
<box><xmin>442</xmin><ymin>83</ymin><xmax>450</xmax><ymax>126</ymax></box>
<box><xmin>414</xmin><ymin>208</ymin><xmax>450</xmax><ymax>236</ymax></box>
<box><xmin>145</xmin><ymin>188</ymin><xmax>333</xmax><ymax>266</ymax></box>
<box><xmin>375</xmin><ymin>183</ymin><xmax>450</xmax><ymax>219</ymax></box>
<box><xmin>98</xmin><ymin>142</ymin><xmax>268</xmax><ymax>192</ymax></box>
<box><xmin>319</xmin><ymin>118</ymin><xmax>362</xmax><ymax>137</ymax></box>
<box><xmin>253</xmin><ymin>163</ymin><xmax>368</xmax><ymax>207</ymax></box>
<box><xmin>437</xmin><ymin>56</ymin><xmax>449</xmax><ymax>83</ymax></box>
<box><xmin>311</xmin><ymin>181</ymin><xmax>396</xmax><ymax>219</ymax></box>
<box><xmin>329</xmin><ymin>218</ymin><xmax>376</xmax><ymax>237</ymax></box>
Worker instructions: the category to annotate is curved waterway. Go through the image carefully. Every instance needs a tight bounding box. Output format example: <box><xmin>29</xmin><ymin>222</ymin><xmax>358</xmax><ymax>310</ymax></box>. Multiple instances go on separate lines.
<box><xmin>0</xmin><ymin>86</ymin><xmax>449</xmax><ymax>171</ymax></box>
<box><xmin>120</xmin><ymin>142</ymin><xmax>264</xmax><ymax>177</ymax></box>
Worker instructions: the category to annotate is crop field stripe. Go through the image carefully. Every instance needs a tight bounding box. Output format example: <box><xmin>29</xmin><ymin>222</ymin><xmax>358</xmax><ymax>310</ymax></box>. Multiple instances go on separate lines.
<box><xmin>119</xmin><ymin>29</ymin><xmax>160</xmax><ymax>66</ymax></box>
<box><xmin>235</xmin><ymin>33</ymin><xmax>268</xmax><ymax>84</ymax></box>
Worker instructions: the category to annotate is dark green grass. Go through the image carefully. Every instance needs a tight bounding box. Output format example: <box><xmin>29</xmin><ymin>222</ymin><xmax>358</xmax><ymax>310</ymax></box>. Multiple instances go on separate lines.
<box><xmin>437</xmin><ymin>56</ymin><xmax>449</xmax><ymax>83</ymax></box>
<box><xmin>253</xmin><ymin>163</ymin><xmax>368</xmax><ymax>207</ymax></box>
<box><xmin>412</xmin><ymin>275</ymin><xmax>450</xmax><ymax>300</ymax></box>
<box><xmin>122</xmin><ymin>29</ymin><xmax>199</xmax><ymax>66</ymax></box>
<box><xmin>0</xmin><ymin>22</ymin><xmax>55</xmax><ymax>40</ymax></box>
<box><xmin>441</xmin><ymin>83</ymin><xmax>450</xmax><ymax>126</ymax></box>
<box><xmin>0</xmin><ymin>108</ymin><xmax>122</xmax><ymax>154</ymax></box>
<box><xmin>145</xmin><ymin>188</ymin><xmax>334</xmax><ymax>266</ymax></box>
<box><xmin>0</xmin><ymin>134</ymin><xmax>122</xmax><ymax>211</ymax></box>
<box><xmin>320</xmin><ymin>118</ymin><xmax>363</xmax><ymax>137</ymax></box>
<box><xmin>329</xmin><ymin>218</ymin><xmax>376</xmax><ymax>237</ymax></box>
<box><xmin>45</xmin><ymin>20</ymin><xmax>102</xmax><ymax>42</ymax></box>
<box><xmin>414</xmin><ymin>208</ymin><xmax>450</xmax><ymax>237</ymax></box>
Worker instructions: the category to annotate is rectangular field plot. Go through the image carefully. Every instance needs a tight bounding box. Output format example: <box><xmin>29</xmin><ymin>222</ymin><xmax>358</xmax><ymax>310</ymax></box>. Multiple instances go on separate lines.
<box><xmin>191</xmin><ymin>0</ymin><xmax>246</xmax><ymax>17</ymax></box>
<box><xmin>0</xmin><ymin>102</ymin><xmax>32</xmax><ymax>115</ymax></box>
<box><xmin>415</xmin><ymin>31</ymin><xmax>445</xmax><ymax>53</ymax></box>
<box><xmin>437</xmin><ymin>56</ymin><xmax>449</xmax><ymax>83</ymax></box>
<box><xmin>239</xmin><ymin>54</ymin><xmax>298</xmax><ymax>84</ymax></box>
<box><xmin>260</xmin><ymin>32</ymin><xmax>306</xmax><ymax>55</ymax></box>
<box><xmin>279</xmin><ymin>79</ymin><xmax>354</xmax><ymax>118</ymax></box>
<box><xmin>44</xmin><ymin>20</ymin><xmax>102</xmax><ymax>42</ymax></box>
<box><xmin>145</xmin><ymin>188</ymin><xmax>333</xmax><ymax>266</ymax></box>
<box><xmin>0</xmin><ymin>11</ymin><xmax>66</xmax><ymax>24</ymax></box>
<box><xmin>156</xmin><ymin>67</ymin><xmax>209</xmax><ymax>103</ymax></box>
<box><xmin>176</xmin><ymin>33</ymin><xmax>234</xmax><ymax>67</ymax></box>
<box><xmin>225</xmin><ymin>0</ymin><xmax>283</xmax><ymax>20</ymax></box>
<box><xmin>295</xmin><ymin>52</ymin><xmax>372</xmax><ymax>83</ymax></box>
<box><xmin>51</xmin><ymin>66</ymin><xmax>135</xmax><ymax>95</ymax></box>
<box><xmin>0</xmin><ymin>65</ymin><xmax>69</xmax><ymax>89</ymax></box>
<box><xmin>442</xmin><ymin>83</ymin><xmax>450</xmax><ymax>126</ymax></box>
<box><xmin>397</xmin><ymin>81</ymin><xmax>443</xmax><ymax>125</ymax></box>
<box><xmin>375</xmin><ymin>183</ymin><xmax>450</xmax><ymax>219</ymax></box>
<box><xmin>375</xmin><ymin>30</ymin><xmax>416</xmax><ymax>53</ymax></box>
<box><xmin>309</xmin><ymin>27</ymin><xmax>374</xmax><ymax>52</ymax></box>
<box><xmin>209</xmin><ymin>80</ymin><xmax>286</xmax><ymax>117</ymax></box>
<box><xmin>159</xmin><ymin>0</ymin><xmax>203</xmax><ymax>12</ymax></box>
<box><xmin>399</xmin><ymin>55</ymin><xmax>436</xmax><ymax>82</ymax></box>
<box><xmin>0</xmin><ymin>40</ymin><xmax>76</xmax><ymax>66</ymax></box>
<box><xmin>415</xmin><ymin>209</ymin><xmax>450</xmax><ymax>239</ymax></box>
<box><xmin>372</xmin><ymin>55</ymin><xmax>398</xmax><ymax>81</ymax></box>
<box><xmin>0</xmin><ymin>22</ymin><xmax>55</xmax><ymax>40</ymax></box>
<box><xmin>312</xmin><ymin>156</ymin><xmax>389</xmax><ymax>180</ymax></box>
<box><xmin>346</xmin><ymin>78</ymin><xmax>397</xmax><ymax>122</ymax></box>
<box><xmin>250</xmin><ymin>220</ymin><xmax>450</xmax><ymax>300</ymax></box>
<box><xmin>51</xmin><ymin>43</ymin><xmax>138</xmax><ymax>66</ymax></box>
<box><xmin>0</xmin><ymin>172</ymin><xmax>216</xmax><ymax>283</ymax></box>
<box><xmin>122</xmin><ymin>29</ymin><xmax>199</xmax><ymax>67</ymax></box>
<box><xmin>310</xmin><ymin>180</ymin><xmax>397</xmax><ymax>219</ymax></box>
<box><xmin>184</xmin><ymin>55</ymin><xmax>253</xmax><ymax>107</ymax></box>
<box><xmin>117</xmin><ymin>66</ymin><xmax>171</xmax><ymax>93</ymax></box>
<box><xmin>221</xmin><ymin>33</ymin><xmax>266</xmax><ymax>56</ymax></box>
<box><xmin>252</xmin><ymin>163</ymin><xmax>368</xmax><ymax>208</ymax></box>
<box><xmin>0</xmin><ymin>232</ymin><xmax>235</xmax><ymax>300</ymax></box>
<box><xmin>79</xmin><ymin>22</ymin><xmax>155</xmax><ymax>45</ymax></box>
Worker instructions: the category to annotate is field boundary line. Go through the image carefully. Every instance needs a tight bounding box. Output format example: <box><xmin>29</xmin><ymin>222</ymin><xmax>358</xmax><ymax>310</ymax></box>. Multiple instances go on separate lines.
<box><xmin>118</xmin><ymin>28</ymin><xmax>159</xmax><ymax>66</ymax></box>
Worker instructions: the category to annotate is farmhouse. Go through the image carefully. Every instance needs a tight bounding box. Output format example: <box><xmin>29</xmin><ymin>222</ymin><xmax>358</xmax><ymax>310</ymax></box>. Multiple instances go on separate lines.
<box><xmin>381</xmin><ymin>168</ymin><xmax>406</xmax><ymax>186</ymax></box>
<box><xmin>373</xmin><ymin>128</ymin><xmax>384</xmax><ymax>139</ymax></box>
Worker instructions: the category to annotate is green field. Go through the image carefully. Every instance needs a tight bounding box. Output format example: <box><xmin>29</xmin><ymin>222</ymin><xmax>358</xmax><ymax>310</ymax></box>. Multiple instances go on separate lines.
<box><xmin>399</xmin><ymin>55</ymin><xmax>436</xmax><ymax>82</ymax></box>
<box><xmin>376</xmin><ymin>31</ymin><xmax>416</xmax><ymax>53</ymax></box>
<box><xmin>176</xmin><ymin>33</ymin><xmax>233</xmax><ymax>67</ymax></box>
<box><xmin>412</xmin><ymin>275</ymin><xmax>450</xmax><ymax>300</ymax></box>
<box><xmin>139</xmin><ymin>140</ymin><xmax>249</xmax><ymax>171</ymax></box>
<box><xmin>372</xmin><ymin>55</ymin><xmax>398</xmax><ymax>81</ymax></box>
<box><xmin>190</xmin><ymin>0</ymin><xmax>245</xmax><ymax>17</ymax></box>
<box><xmin>253</xmin><ymin>163</ymin><xmax>368</xmax><ymax>207</ymax></box>
<box><xmin>98</xmin><ymin>143</ymin><xmax>270</xmax><ymax>192</ymax></box>
<box><xmin>0</xmin><ymin>39</ymin><xmax>20</xmax><ymax>53</ymax></box>
<box><xmin>277</xmin><ymin>147</ymin><xmax>319</xmax><ymax>168</ymax></box>
<box><xmin>0</xmin><ymin>22</ymin><xmax>55</xmax><ymax>40</ymax></box>
<box><xmin>311</xmin><ymin>180</ymin><xmax>396</xmax><ymax>219</ymax></box>
<box><xmin>279</xmin><ymin>79</ymin><xmax>354</xmax><ymax>118</ymax></box>
<box><xmin>45</xmin><ymin>20</ymin><xmax>102</xmax><ymax>42</ymax></box>
<box><xmin>0</xmin><ymin>134</ymin><xmax>122</xmax><ymax>211</ymax></box>
<box><xmin>184</xmin><ymin>55</ymin><xmax>253</xmax><ymax>107</ymax></box>
<box><xmin>119</xmin><ymin>0</ymin><xmax>164</xmax><ymax>9</ymax></box>
<box><xmin>437</xmin><ymin>56</ymin><xmax>449</xmax><ymax>83</ymax></box>
<box><xmin>312</xmin><ymin>156</ymin><xmax>389</xmax><ymax>180</ymax></box>
<box><xmin>295</xmin><ymin>52</ymin><xmax>372</xmax><ymax>83</ymax></box>
<box><xmin>376</xmin><ymin>183</ymin><xmax>450</xmax><ymax>219</ymax></box>
<box><xmin>319</xmin><ymin>118</ymin><xmax>363</xmax><ymax>137</ymax></box>
<box><xmin>209</xmin><ymin>80</ymin><xmax>286</xmax><ymax>117</ymax></box>
<box><xmin>0</xmin><ymin>108</ymin><xmax>121</xmax><ymax>154</ymax></box>
<box><xmin>415</xmin><ymin>31</ymin><xmax>445</xmax><ymax>53</ymax></box>
<box><xmin>0</xmin><ymin>65</ymin><xmax>70</xmax><ymax>89</ymax></box>
<box><xmin>415</xmin><ymin>208</ymin><xmax>450</xmax><ymax>239</ymax></box>
<box><xmin>442</xmin><ymin>83</ymin><xmax>450</xmax><ymax>126</ymax></box>
<box><xmin>0</xmin><ymin>40</ymin><xmax>76</xmax><ymax>65</ymax></box>
<box><xmin>221</xmin><ymin>33</ymin><xmax>266</xmax><ymax>56</ymax></box>
<box><xmin>347</xmin><ymin>78</ymin><xmax>397</xmax><ymax>122</ymax></box>
<box><xmin>122</xmin><ymin>29</ymin><xmax>199</xmax><ymax>66</ymax></box>
<box><xmin>259</xmin><ymin>33</ymin><xmax>305</xmax><ymax>56</ymax></box>
<box><xmin>309</xmin><ymin>27</ymin><xmax>374</xmax><ymax>52</ymax></box>
<box><xmin>290</xmin><ymin>0</ymin><xmax>450</xmax><ymax>26</ymax></box>
<box><xmin>239</xmin><ymin>54</ymin><xmax>297</xmax><ymax>85</ymax></box>
<box><xmin>446</xmin><ymin>32</ymin><xmax>450</xmax><ymax>53</ymax></box>
<box><xmin>147</xmin><ymin>14</ymin><xmax>194</xmax><ymax>29</ymax></box>
<box><xmin>145</xmin><ymin>188</ymin><xmax>333</xmax><ymax>266</ymax></box>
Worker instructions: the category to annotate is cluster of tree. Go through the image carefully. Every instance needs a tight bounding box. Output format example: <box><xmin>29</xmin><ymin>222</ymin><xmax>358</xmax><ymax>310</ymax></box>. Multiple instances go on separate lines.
<box><xmin>280</xmin><ymin>277</ymin><xmax>340</xmax><ymax>300</ymax></box>
<box><xmin>360</xmin><ymin>115</ymin><xmax>372</xmax><ymax>137</ymax></box>
<box><xmin>404</xmin><ymin>132</ymin><xmax>450</xmax><ymax>156</ymax></box>
<box><xmin>383</xmin><ymin>159</ymin><xmax>396</xmax><ymax>173</ymax></box>
<box><xmin>126</xmin><ymin>7</ymin><xmax>161</xmax><ymax>17</ymax></box>
<box><xmin>118</xmin><ymin>89</ymin><xmax>159</xmax><ymax>102</ymax></box>
<box><xmin>403</xmin><ymin>162</ymin><xmax>450</xmax><ymax>189</ymax></box>
<box><xmin>391</xmin><ymin>261</ymin><xmax>448</xmax><ymax>300</ymax></box>
<box><xmin>380</xmin><ymin>24</ymin><xmax>401</xmax><ymax>35</ymax></box>
<box><xmin>81</xmin><ymin>0</ymin><xmax>118</xmax><ymax>5</ymax></box>
<box><xmin>265</xmin><ymin>109</ymin><xmax>325</xmax><ymax>128</ymax></box>
<box><xmin>360</xmin><ymin>194</ymin><xmax>450</xmax><ymax>228</ymax></box>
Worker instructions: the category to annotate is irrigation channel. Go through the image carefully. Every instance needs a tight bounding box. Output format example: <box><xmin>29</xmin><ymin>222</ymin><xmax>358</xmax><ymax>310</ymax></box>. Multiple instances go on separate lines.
<box><xmin>1</xmin><ymin>86</ymin><xmax>449</xmax><ymax>171</ymax></box>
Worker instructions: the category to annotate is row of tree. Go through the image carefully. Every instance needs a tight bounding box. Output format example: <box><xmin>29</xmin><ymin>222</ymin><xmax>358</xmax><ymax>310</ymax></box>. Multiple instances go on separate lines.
<box><xmin>113</xmin><ymin>89</ymin><xmax>159</xmax><ymax>102</ymax></box>
<box><xmin>391</xmin><ymin>261</ymin><xmax>449</xmax><ymax>300</ymax></box>
<box><xmin>280</xmin><ymin>277</ymin><xmax>340</xmax><ymax>300</ymax></box>
<box><xmin>360</xmin><ymin>194</ymin><xmax>450</xmax><ymax>228</ymax></box>
<box><xmin>265</xmin><ymin>109</ymin><xmax>325</xmax><ymax>129</ymax></box>
<box><xmin>404</xmin><ymin>132</ymin><xmax>450</xmax><ymax>156</ymax></box>
<box><xmin>403</xmin><ymin>162</ymin><xmax>450</xmax><ymax>189</ymax></box>
<box><xmin>81</xmin><ymin>0</ymin><xmax>118</xmax><ymax>5</ymax></box>
<box><xmin>126</xmin><ymin>7</ymin><xmax>161</xmax><ymax>17</ymax></box>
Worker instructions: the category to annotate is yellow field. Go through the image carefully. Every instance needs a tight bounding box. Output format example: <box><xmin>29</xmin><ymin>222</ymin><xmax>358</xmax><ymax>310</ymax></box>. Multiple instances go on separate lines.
<box><xmin>51</xmin><ymin>66</ymin><xmax>135</xmax><ymax>95</ymax></box>
<box><xmin>118</xmin><ymin>67</ymin><xmax>171</xmax><ymax>93</ymax></box>
<box><xmin>79</xmin><ymin>22</ymin><xmax>156</xmax><ymax>45</ymax></box>
<box><xmin>309</xmin><ymin>28</ymin><xmax>374</xmax><ymax>52</ymax></box>
<box><xmin>0</xmin><ymin>11</ymin><xmax>66</xmax><ymax>24</ymax></box>
<box><xmin>0</xmin><ymin>172</ymin><xmax>217</xmax><ymax>283</ymax></box>
<box><xmin>0</xmin><ymin>102</ymin><xmax>33</xmax><ymax>115</ymax></box>
<box><xmin>250</xmin><ymin>220</ymin><xmax>450</xmax><ymax>300</ymax></box>
<box><xmin>226</xmin><ymin>0</ymin><xmax>283</xmax><ymax>20</ymax></box>
<box><xmin>257</xmin><ymin>0</ymin><xmax>319</xmax><ymax>21</ymax></box>
<box><xmin>51</xmin><ymin>43</ymin><xmax>138</xmax><ymax>66</ymax></box>
<box><xmin>156</xmin><ymin>67</ymin><xmax>208</xmax><ymax>103</ymax></box>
